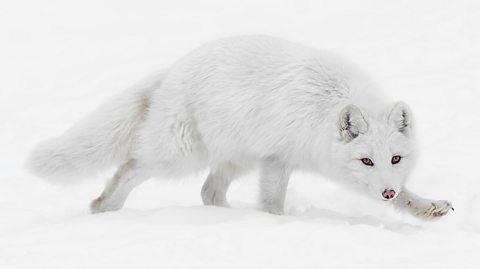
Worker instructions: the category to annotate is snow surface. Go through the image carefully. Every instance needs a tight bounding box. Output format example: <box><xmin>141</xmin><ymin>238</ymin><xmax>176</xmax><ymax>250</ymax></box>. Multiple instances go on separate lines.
<box><xmin>1</xmin><ymin>0</ymin><xmax>480</xmax><ymax>268</ymax></box>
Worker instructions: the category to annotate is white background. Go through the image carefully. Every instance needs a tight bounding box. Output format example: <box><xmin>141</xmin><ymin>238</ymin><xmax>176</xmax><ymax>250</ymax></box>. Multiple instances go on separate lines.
<box><xmin>1</xmin><ymin>0</ymin><xmax>479</xmax><ymax>268</ymax></box>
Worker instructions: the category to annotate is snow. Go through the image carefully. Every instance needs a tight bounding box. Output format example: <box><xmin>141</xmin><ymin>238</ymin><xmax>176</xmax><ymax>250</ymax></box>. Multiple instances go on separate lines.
<box><xmin>1</xmin><ymin>0</ymin><xmax>479</xmax><ymax>268</ymax></box>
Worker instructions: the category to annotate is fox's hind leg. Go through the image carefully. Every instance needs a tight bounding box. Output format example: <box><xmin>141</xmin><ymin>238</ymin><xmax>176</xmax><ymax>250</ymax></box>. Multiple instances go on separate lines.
<box><xmin>201</xmin><ymin>163</ymin><xmax>245</xmax><ymax>207</ymax></box>
<box><xmin>393</xmin><ymin>188</ymin><xmax>453</xmax><ymax>219</ymax></box>
<box><xmin>90</xmin><ymin>160</ymin><xmax>149</xmax><ymax>214</ymax></box>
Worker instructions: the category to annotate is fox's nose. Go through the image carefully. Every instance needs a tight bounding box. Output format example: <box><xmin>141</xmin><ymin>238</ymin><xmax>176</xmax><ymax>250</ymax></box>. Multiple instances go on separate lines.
<box><xmin>382</xmin><ymin>189</ymin><xmax>396</xmax><ymax>200</ymax></box>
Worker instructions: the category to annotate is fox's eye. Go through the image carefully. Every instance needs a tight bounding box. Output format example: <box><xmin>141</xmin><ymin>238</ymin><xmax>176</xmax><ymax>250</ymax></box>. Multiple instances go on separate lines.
<box><xmin>361</xmin><ymin>158</ymin><xmax>374</xmax><ymax>166</ymax></box>
<box><xmin>391</xmin><ymin>155</ymin><xmax>402</xmax><ymax>164</ymax></box>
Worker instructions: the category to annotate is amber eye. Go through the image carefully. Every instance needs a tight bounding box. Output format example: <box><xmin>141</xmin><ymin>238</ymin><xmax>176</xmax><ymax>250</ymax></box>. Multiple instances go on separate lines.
<box><xmin>391</xmin><ymin>155</ymin><xmax>402</xmax><ymax>164</ymax></box>
<box><xmin>361</xmin><ymin>158</ymin><xmax>374</xmax><ymax>166</ymax></box>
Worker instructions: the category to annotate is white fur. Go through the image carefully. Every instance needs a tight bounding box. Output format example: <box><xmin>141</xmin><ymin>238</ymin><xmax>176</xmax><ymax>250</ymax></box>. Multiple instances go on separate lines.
<box><xmin>27</xmin><ymin>35</ymin><xmax>452</xmax><ymax>218</ymax></box>
<box><xmin>27</xmin><ymin>73</ymin><xmax>166</xmax><ymax>183</ymax></box>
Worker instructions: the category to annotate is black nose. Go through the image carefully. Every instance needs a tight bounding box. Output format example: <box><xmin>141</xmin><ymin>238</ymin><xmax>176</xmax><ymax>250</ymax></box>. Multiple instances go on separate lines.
<box><xmin>382</xmin><ymin>189</ymin><xmax>396</xmax><ymax>200</ymax></box>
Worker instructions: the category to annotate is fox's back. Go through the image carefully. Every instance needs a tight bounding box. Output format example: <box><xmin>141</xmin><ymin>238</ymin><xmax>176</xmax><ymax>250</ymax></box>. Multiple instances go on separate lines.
<box><xmin>151</xmin><ymin>36</ymin><xmax>381</xmax><ymax>164</ymax></box>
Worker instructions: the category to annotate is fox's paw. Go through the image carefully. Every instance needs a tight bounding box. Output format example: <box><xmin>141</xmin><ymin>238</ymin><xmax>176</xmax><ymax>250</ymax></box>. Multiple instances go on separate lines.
<box><xmin>414</xmin><ymin>200</ymin><xmax>453</xmax><ymax>219</ymax></box>
<box><xmin>262</xmin><ymin>204</ymin><xmax>285</xmax><ymax>215</ymax></box>
<box><xmin>90</xmin><ymin>196</ymin><xmax>123</xmax><ymax>214</ymax></box>
<box><xmin>90</xmin><ymin>197</ymin><xmax>106</xmax><ymax>214</ymax></box>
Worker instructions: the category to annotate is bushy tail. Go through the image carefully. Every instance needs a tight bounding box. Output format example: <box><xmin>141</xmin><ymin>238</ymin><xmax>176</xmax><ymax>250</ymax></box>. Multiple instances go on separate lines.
<box><xmin>27</xmin><ymin>72</ymin><xmax>166</xmax><ymax>183</ymax></box>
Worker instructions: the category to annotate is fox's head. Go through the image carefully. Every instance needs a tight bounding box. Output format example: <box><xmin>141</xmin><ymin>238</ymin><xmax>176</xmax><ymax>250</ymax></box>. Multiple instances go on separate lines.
<box><xmin>333</xmin><ymin>102</ymin><xmax>417</xmax><ymax>200</ymax></box>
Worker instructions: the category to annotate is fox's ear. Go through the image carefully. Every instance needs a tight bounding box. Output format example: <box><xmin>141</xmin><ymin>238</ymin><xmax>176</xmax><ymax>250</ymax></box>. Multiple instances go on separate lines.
<box><xmin>388</xmin><ymin>102</ymin><xmax>412</xmax><ymax>135</ymax></box>
<box><xmin>338</xmin><ymin>104</ymin><xmax>368</xmax><ymax>142</ymax></box>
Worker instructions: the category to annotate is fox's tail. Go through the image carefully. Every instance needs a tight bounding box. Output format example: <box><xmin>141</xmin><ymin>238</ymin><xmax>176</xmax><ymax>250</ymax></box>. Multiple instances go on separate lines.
<box><xmin>26</xmin><ymin>72</ymin><xmax>167</xmax><ymax>183</ymax></box>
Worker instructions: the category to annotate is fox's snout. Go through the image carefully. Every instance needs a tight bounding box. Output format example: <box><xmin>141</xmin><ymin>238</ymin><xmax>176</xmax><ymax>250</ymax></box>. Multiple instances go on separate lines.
<box><xmin>382</xmin><ymin>189</ymin><xmax>396</xmax><ymax>200</ymax></box>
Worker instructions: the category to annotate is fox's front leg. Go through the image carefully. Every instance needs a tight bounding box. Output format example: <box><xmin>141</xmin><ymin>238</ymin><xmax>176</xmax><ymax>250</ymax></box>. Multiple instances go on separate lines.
<box><xmin>259</xmin><ymin>157</ymin><xmax>292</xmax><ymax>215</ymax></box>
<box><xmin>394</xmin><ymin>188</ymin><xmax>453</xmax><ymax>219</ymax></box>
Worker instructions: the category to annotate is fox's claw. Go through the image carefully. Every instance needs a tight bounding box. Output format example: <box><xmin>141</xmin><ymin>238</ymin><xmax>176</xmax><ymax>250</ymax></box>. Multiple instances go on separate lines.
<box><xmin>416</xmin><ymin>200</ymin><xmax>453</xmax><ymax>219</ymax></box>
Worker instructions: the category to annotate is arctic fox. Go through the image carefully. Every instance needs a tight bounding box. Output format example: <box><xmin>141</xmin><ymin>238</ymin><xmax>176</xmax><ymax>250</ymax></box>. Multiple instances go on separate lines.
<box><xmin>27</xmin><ymin>35</ymin><xmax>452</xmax><ymax>219</ymax></box>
